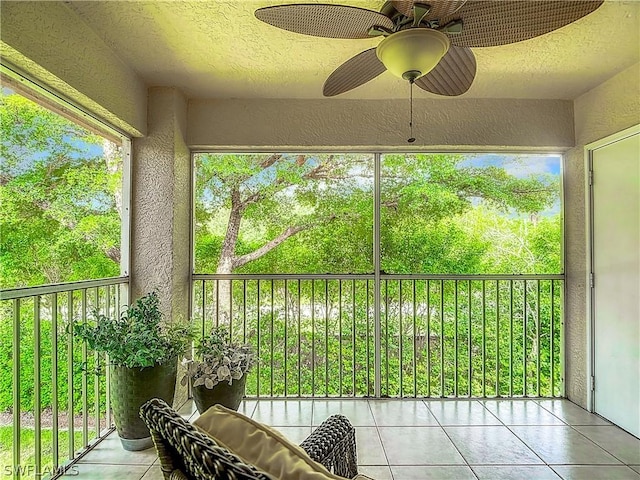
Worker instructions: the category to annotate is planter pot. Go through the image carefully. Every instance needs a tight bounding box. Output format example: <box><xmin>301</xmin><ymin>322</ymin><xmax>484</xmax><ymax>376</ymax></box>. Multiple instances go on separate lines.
<box><xmin>192</xmin><ymin>375</ymin><xmax>247</xmax><ymax>413</ymax></box>
<box><xmin>110</xmin><ymin>360</ymin><xmax>177</xmax><ymax>451</ymax></box>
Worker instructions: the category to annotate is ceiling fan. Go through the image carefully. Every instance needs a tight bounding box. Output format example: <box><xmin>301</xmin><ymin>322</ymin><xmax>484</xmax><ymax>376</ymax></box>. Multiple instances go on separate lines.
<box><xmin>255</xmin><ymin>0</ymin><xmax>604</xmax><ymax>98</ymax></box>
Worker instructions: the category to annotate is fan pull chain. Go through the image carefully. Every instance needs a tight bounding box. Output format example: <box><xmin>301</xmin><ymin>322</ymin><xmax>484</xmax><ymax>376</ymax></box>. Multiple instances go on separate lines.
<box><xmin>408</xmin><ymin>80</ymin><xmax>416</xmax><ymax>143</ymax></box>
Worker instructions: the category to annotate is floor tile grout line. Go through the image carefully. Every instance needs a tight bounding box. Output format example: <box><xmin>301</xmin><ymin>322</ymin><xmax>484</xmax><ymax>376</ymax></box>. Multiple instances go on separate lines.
<box><xmin>420</xmin><ymin>398</ymin><xmax>479</xmax><ymax>479</ymax></box>
<box><xmin>564</xmin><ymin>422</ymin><xmax>634</xmax><ymax>466</ymax></box>
<box><xmin>366</xmin><ymin>399</ymin><xmax>395</xmax><ymax>480</ymax></box>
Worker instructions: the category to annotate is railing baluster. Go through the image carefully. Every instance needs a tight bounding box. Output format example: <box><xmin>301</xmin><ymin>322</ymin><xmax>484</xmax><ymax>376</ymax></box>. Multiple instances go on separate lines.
<box><xmin>551</xmin><ymin>280</ymin><xmax>555</xmax><ymax>397</ymax></box>
<box><xmin>201</xmin><ymin>280</ymin><xmax>206</xmax><ymax>337</ymax></box>
<box><xmin>270</xmin><ymin>280</ymin><xmax>274</xmax><ymax>396</ymax></box>
<box><xmin>215</xmin><ymin>279</ymin><xmax>220</xmax><ymax>327</ymax></box>
<box><xmin>468</xmin><ymin>280</ymin><xmax>472</xmax><ymax>398</ymax></box>
<box><xmin>243</xmin><ymin>279</ymin><xmax>247</xmax><ymax>344</ymax></box>
<box><xmin>352</xmin><ymin>280</ymin><xmax>356</xmax><ymax>397</ymax></box>
<box><xmin>509</xmin><ymin>280</ymin><xmax>514</xmax><ymax>397</ymax></box>
<box><xmin>399</xmin><ymin>280</ymin><xmax>403</xmax><ymax>397</ymax></box>
<box><xmin>68</xmin><ymin>290</ymin><xmax>75</xmax><ymax>459</ymax></box>
<box><xmin>366</xmin><ymin>279</ymin><xmax>371</xmax><ymax>396</ymax></box>
<box><xmin>481</xmin><ymin>280</ymin><xmax>486</xmax><ymax>398</ymax></box>
<box><xmin>93</xmin><ymin>288</ymin><xmax>100</xmax><ymax>438</ymax></box>
<box><xmin>440</xmin><ymin>279</ymin><xmax>444</xmax><ymax>397</ymax></box>
<box><xmin>325</xmin><ymin>280</ymin><xmax>329</xmax><ymax>397</ymax></box>
<box><xmin>229</xmin><ymin>279</ymin><xmax>234</xmax><ymax>339</ymax></box>
<box><xmin>413</xmin><ymin>280</ymin><xmax>417</xmax><ymax>397</ymax></box>
<box><xmin>536</xmin><ymin>280</ymin><xmax>541</xmax><ymax>397</ymax></box>
<box><xmin>523</xmin><ymin>280</ymin><xmax>528</xmax><ymax>397</ymax></box>
<box><xmin>427</xmin><ymin>280</ymin><xmax>431</xmax><ymax>397</ymax></box>
<box><xmin>51</xmin><ymin>292</ymin><xmax>60</xmax><ymax>469</ymax></box>
<box><xmin>284</xmin><ymin>279</ymin><xmax>288</xmax><ymax>396</ymax></box>
<box><xmin>34</xmin><ymin>296</ymin><xmax>41</xmax><ymax>477</ymax></box>
<box><xmin>496</xmin><ymin>280</ymin><xmax>500</xmax><ymax>397</ymax></box>
<box><xmin>311</xmin><ymin>280</ymin><xmax>315</xmax><ymax>397</ymax></box>
<box><xmin>257</xmin><ymin>280</ymin><xmax>261</xmax><ymax>397</ymax></box>
<box><xmin>339</xmin><ymin>279</ymin><xmax>343</xmax><ymax>397</ymax></box>
<box><xmin>384</xmin><ymin>279</ymin><xmax>389</xmax><ymax>396</ymax></box>
<box><xmin>297</xmin><ymin>280</ymin><xmax>301</xmax><ymax>396</ymax></box>
<box><xmin>81</xmin><ymin>289</ymin><xmax>88</xmax><ymax>448</ymax></box>
<box><xmin>13</xmin><ymin>299</ymin><xmax>21</xmax><ymax>479</ymax></box>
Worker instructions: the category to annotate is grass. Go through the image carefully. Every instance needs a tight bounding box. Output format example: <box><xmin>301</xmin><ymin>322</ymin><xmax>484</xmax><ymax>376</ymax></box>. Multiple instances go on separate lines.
<box><xmin>0</xmin><ymin>426</ymin><xmax>86</xmax><ymax>479</ymax></box>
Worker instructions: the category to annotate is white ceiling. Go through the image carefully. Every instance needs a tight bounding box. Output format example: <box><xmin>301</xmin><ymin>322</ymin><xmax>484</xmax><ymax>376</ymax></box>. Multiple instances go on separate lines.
<box><xmin>65</xmin><ymin>0</ymin><xmax>640</xmax><ymax>101</ymax></box>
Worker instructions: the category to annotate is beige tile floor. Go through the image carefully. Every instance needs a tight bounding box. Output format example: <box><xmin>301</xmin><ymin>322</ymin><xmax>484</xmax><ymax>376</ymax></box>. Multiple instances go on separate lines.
<box><xmin>63</xmin><ymin>398</ymin><xmax>640</xmax><ymax>480</ymax></box>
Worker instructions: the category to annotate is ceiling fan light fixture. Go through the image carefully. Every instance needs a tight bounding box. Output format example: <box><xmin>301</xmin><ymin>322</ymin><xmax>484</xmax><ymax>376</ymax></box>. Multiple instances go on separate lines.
<box><xmin>376</xmin><ymin>29</ymin><xmax>450</xmax><ymax>81</ymax></box>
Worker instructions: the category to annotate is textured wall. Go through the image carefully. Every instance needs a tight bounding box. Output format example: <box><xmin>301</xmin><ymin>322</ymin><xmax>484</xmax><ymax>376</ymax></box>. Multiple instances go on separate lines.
<box><xmin>131</xmin><ymin>87</ymin><xmax>191</xmax><ymax>405</ymax></box>
<box><xmin>564</xmin><ymin>62</ymin><xmax>640</xmax><ymax>408</ymax></box>
<box><xmin>132</xmin><ymin>87</ymin><xmax>191</xmax><ymax>318</ymax></box>
<box><xmin>188</xmin><ymin>98</ymin><xmax>574</xmax><ymax>149</ymax></box>
<box><xmin>0</xmin><ymin>1</ymin><xmax>146</xmax><ymax>136</ymax></box>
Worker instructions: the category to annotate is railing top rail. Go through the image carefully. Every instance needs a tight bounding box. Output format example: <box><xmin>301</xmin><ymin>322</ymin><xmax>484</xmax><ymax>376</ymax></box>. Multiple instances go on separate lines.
<box><xmin>0</xmin><ymin>276</ymin><xmax>129</xmax><ymax>301</ymax></box>
<box><xmin>193</xmin><ymin>273</ymin><xmax>564</xmax><ymax>281</ymax></box>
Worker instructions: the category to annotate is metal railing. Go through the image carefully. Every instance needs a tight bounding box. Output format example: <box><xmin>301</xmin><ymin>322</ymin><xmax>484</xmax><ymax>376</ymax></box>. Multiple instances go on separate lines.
<box><xmin>1</xmin><ymin>277</ymin><xmax>128</xmax><ymax>479</ymax></box>
<box><xmin>193</xmin><ymin>274</ymin><xmax>564</xmax><ymax>399</ymax></box>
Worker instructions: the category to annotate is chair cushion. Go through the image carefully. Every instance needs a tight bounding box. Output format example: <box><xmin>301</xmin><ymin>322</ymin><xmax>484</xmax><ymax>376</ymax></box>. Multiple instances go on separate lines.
<box><xmin>193</xmin><ymin>404</ymin><xmax>346</xmax><ymax>480</ymax></box>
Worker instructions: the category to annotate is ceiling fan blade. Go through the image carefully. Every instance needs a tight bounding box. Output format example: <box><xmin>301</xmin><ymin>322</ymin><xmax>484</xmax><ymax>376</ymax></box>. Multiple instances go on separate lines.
<box><xmin>392</xmin><ymin>1</ymin><xmax>467</xmax><ymax>20</ymax></box>
<box><xmin>441</xmin><ymin>0</ymin><xmax>604</xmax><ymax>47</ymax></box>
<box><xmin>255</xmin><ymin>4</ymin><xmax>394</xmax><ymax>39</ymax></box>
<box><xmin>414</xmin><ymin>46</ymin><xmax>476</xmax><ymax>96</ymax></box>
<box><xmin>323</xmin><ymin>48</ymin><xmax>386</xmax><ymax>96</ymax></box>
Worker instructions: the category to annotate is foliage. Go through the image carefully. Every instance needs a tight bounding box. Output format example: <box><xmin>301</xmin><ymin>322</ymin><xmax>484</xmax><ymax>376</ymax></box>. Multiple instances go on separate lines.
<box><xmin>194</xmin><ymin>152</ymin><xmax>561</xmax><ymax>275</ymax></box>
<box><xmin>73</xmin><ymin>292</ymin><xmax>192</xmax><ymax>368</ymax></box>
<box><xmin>182</xmin><ymin>326</ymin><xmax>255</xmax><ymax>389</ymax></box>
<box><xmin>0</xmin><ymin>90</ymin><xmax>121</xmax><ymax>288</ymax></box>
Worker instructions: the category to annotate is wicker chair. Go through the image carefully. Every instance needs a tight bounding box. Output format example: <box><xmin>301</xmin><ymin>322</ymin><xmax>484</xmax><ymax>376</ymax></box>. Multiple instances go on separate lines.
<box><xmin>140</xmin><ymin>398</ymin><xmax>359</xmax><ymax>480</ymax></box>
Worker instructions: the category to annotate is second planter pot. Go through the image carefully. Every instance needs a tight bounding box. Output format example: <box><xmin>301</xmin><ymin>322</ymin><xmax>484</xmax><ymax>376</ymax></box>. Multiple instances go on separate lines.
<box><xmin>192</xmin><ymin>375</ymin><xmax>247</xmax><ymax>413</ymax></box>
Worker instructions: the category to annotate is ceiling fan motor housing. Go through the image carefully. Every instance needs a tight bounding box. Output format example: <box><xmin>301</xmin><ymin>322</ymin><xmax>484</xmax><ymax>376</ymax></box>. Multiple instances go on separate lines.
<box><xmin>376</xmin><ymin>28</ymin><xmax>451</xmax><ymax>81</ymax></box>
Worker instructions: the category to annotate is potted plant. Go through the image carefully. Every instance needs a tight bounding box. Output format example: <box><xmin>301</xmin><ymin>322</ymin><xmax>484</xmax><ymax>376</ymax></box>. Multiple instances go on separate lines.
<box><xmin>181</xmin><ymin>326</ymin><xmax>255</xmax><ymax>413</ymax></box>
<box><xmin>74</xmin><ymin>291</ymin><xmax>191</xmax><ymax>451</ymax></box>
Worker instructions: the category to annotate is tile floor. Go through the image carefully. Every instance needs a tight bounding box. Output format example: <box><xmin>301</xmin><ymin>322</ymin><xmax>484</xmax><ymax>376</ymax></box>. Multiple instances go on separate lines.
<box><xmin>64</xmin><ymin>398</ymin><xmax>640</xmax><ymax>480</ymax></box>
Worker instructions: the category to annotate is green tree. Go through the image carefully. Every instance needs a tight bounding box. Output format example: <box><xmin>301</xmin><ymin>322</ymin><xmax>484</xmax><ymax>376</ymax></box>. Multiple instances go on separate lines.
<box><xmin>0</xmin><ymin>90</ymin><xmax>121</xmax><ymax>287</ymax></box>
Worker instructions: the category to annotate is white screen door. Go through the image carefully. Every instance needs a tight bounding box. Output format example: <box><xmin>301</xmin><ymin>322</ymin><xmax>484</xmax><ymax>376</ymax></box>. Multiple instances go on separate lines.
<box><xmin>591</xmin><ymin>128</ymin><xmax>640</xmax><ymax>437</ymax></box>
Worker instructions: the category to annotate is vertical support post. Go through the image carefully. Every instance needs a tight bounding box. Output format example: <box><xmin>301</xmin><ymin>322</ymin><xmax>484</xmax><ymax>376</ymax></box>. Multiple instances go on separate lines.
<box><xmin>373</xmin><ymin>153</ymin><xmax>381</xmax><ymax>398</ymax></box>
<box><xmin>454</xmin><ymin>281</ymin><xmax>458</xmax><ymax>397</ymax></box>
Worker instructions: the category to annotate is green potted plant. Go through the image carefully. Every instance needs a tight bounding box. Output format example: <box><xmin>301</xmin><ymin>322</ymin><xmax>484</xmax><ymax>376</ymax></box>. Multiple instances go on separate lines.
<box><xmin>74</xmin><ymin>291</ymin><xmax>191</xmax><ymax>451</ymax></box>
<box><xmin>181</xmin><ymin>326</ymin><xmax>255</xmax><ymax>413</ymax></box>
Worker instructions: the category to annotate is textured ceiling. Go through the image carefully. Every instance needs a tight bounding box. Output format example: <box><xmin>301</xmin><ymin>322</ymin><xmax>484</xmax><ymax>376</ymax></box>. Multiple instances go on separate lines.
<box><xmin>65</xmin><ymin>0</ymin><xmax>640</xmax><ymax>100</ymax></box>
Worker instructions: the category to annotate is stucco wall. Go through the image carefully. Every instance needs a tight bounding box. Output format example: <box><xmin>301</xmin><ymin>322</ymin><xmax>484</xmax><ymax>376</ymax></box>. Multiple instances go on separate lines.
<box><xmin>188</xmin><ymin>98</ymin><xmax>574</xmax><ymax>149</ymax></box>
<box><xmin>564</xmin><ymin>62</ymin><xmax>640</xmax><ymax>408</ymax></box>
<box><xmin>131</xmin><ymin>87</ymin><xmax>191</xmax><ymax>320</ymax></box>
<box><xmin>0</xmin><ymin>1</ymin><xmax>146</xmax><ymax>136</ymax></box>
<box><xmin>131</xmin><ymin>87</ymin><xmax>191</xmax><ymax>406</ymax></box>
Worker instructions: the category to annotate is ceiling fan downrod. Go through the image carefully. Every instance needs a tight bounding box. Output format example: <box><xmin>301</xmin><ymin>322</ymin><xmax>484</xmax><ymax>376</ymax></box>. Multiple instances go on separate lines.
<box><xmin>408</xmin><ymin>79</ymin><xmax>416</xmax><ymax>143</ymax></box>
